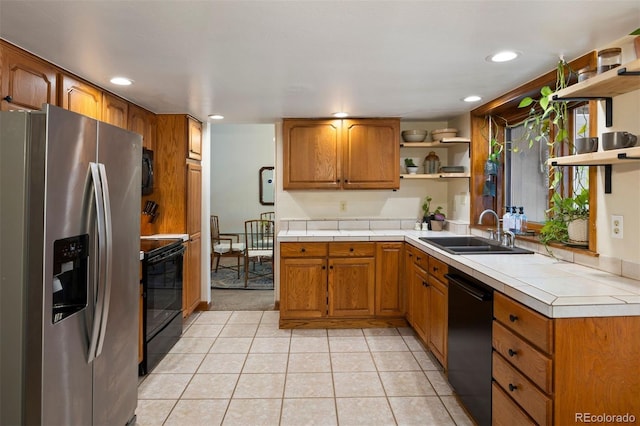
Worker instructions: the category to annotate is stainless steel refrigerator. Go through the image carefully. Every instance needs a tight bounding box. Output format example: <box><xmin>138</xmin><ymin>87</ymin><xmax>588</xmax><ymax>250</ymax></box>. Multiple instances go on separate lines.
<box><xmin>1</xmin><ymin>104</ymin><xmax>141</xmax><ymax>425</ymax></box>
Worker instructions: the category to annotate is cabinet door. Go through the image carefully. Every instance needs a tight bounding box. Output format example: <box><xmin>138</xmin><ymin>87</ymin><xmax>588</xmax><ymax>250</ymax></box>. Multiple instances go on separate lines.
<box><xmin>328</xmin><ymin>257</ymin><xmax>375</xmax><ymax>317</ymax></box>
<box><xmin>1</xmin><ymin>43</ymin><xmax>58</xmax><ymax>111</ymax></box>
<box><xmin>411</xmin><ymin>263</ymin><xmax>429</xmax><ymax>342</ymax></box>
<box><xmin>59</xmin><ymin>74</ymin><xmax>101</xmax><ymax>119</ymax></box>
<box><xmin>280</xmin><ymin>257</ymin><xmax>327</xmax><ymax>319</ymax></box>
<box><xmin>283</xmin><ymin>119</ymin><xmax>342</xmax><ymax>189</ymax></box>
<box><xmin>375</xmin><ymin>242</ymin><xmax>404</xmax><ymax>316</ymax></box>
<box><xmin>428</xmin><ymin>276</ymin><xmax>448</xmax><ymax>367</ymax></box>
<box><xmin>102</xmin><ymin>92</ymin><xmax>128</xmax><ymax>128</ymax></box>
<box><xmin>184</xmin><ymin>234</ymin><xmax>201</xmax><ymax>317</ymax></box>
<box><xmin>128</xmin><ymin>103</ymin><xmax>157</xmax><ymax>150</ymax></box>
<box><xmin>342</xmin><ymin>119</ymin><xmax>400</xmax><ymax>189</ymax></box>
<box><xmin>188</xmin><ymin>117</ymin><xmax>202</xmax><ymax>160</ymax></box>
<box><xmin>404</xmin><ymin>245</ymin><xmax>415</xmax><ymax>324</ymax></box>
<box><xmin>187</xmin><ymin>161</ymin><xmax>202</xmax><ymax>235</ymax></box>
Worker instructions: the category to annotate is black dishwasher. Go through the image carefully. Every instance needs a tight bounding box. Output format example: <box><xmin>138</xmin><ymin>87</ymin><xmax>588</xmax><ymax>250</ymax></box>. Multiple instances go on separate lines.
<box><xmin>446</xmin><ymin>269</ymin><xmax>493</xmax><ymax>426</ymax></box>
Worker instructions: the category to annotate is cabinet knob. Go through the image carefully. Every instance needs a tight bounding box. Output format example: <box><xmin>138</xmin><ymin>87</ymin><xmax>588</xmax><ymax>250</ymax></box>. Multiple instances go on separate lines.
<box><xmin>416</xmin><ymin>256</ymin><xmax>421</xmax><ymax>261</ymax></box>
<box><xmin>329</xmin><ymin>265</ymin><xmax>333</xmax><ymax>270</ymax></box>
<box><xmin>300</xmin><ymin>248</ymin><xmax>306</xmax><ymax>253</ymax></box>
<box><xmin>508</xmin><ymin>349</ymin><xmax>517</xmax><ymax>357</ymax></box>
<box><xmin>509</xmin><ymin>314</ymin><xmax>518</xmax><ymax>323</ymax></box>
<box><xmin>433</xmin><ymin>266</ymin><xmax>438</xmax><ymax>272</ymax></box>
<box><xmin>508</xmin><ymin>384</ymin><xmax>518</xmax><ymax>392</ymax></box>
<box><xmin>2</xmin><ymin>95</ymin><xmax>12</xmax><ymax>103</ymax></box>
<box><xmin>349</xmin><ymin>247</ymin><xmax>354</xmax><ymax>252</ymax></box>
<box><xmin>322</xmin><ymin>265</ymin><xmax>326</xmax><ymax>270</ymax></box>
<box><xmin>422</xmin><ymin>281</ymin><xmax>429</xmax><ymax>287</ymax></box>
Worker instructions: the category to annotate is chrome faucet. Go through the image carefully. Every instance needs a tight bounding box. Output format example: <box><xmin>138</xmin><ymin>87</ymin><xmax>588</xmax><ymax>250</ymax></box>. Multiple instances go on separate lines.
<box><xmin>502</xmin><ymin>230</ymin><xmax>515</xmax><ymax>248</ymax></box>
<box><xmin>478</xmin><ymin>209</ymin><xmax>502</xmax><ymax>243</ymax></box>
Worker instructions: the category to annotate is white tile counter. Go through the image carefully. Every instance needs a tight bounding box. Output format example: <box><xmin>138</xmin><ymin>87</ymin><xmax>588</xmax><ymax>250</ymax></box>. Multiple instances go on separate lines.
<box><xmin>278</xmin><ymin>229</ymin><xmax>640</xmax><ymax>318</ymax></box>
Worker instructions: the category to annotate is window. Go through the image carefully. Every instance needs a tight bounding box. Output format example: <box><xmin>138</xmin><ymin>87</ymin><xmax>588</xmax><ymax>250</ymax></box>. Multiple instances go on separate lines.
<box><xmin>504</xmin><ymin>103</ymin><xmax>591</xmax><ymax>227</ymax></box>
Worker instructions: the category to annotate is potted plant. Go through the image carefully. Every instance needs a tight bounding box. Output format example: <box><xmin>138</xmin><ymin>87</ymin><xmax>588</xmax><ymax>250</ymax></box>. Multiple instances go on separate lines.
<box><xmin>404</xmin><ymin>158</ymin><xmax>419</xmax><ymax>174</ymax></box>
<box><xmin>539</xmin><ymin>188</ymin><xmax>589</xmax><ymax>247</ymax></box>
<box><xmin>421</xmin><ymin>196</ymin><xmax>446</xmax><ymax>230</ymax></box>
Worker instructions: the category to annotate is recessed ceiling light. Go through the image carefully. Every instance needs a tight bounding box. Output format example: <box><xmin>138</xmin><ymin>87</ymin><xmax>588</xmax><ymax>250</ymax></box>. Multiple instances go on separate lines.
<box><xmin>463</xmin><ymin>95</ymin><xmax>482</xmax><ymax>103</ymax></box>
<box><xmin>333</xmin><ymin>112</ymin><xmax>348</xmax><ymax>118</ymax></box>
<box><xmin>487</xmin><ymin>51</ymin><xmax>520</xmax><ymax>63</ymax></box>
<box><xmin>208</xmin><ymin>114</ymin><xmax>224</xmax><ymax>120</ymax></box>
<box><xmin>110</xmin><ymin>77</ymin><xmax>133</xmax><ymax>86</ymax></box>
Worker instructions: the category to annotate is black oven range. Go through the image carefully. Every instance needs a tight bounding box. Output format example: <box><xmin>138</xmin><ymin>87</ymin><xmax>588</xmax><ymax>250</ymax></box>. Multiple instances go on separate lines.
<box><xmin>139</xmin><ymin>238</ymin><xmax>185</xmax><ymax>375</ymax></box>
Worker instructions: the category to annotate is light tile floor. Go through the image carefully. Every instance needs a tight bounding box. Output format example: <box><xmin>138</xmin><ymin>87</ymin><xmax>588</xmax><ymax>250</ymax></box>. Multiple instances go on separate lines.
<box><xmin>136</xmin><ymin>311</ymin><xmax>474</xmax><ymax>425</ymax></box>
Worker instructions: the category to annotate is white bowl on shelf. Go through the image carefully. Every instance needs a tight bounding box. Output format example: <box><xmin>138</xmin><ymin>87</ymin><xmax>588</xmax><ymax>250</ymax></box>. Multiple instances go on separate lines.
<box><xmin>431</xmin><ymin>128</ymin><xmax>458</xmax><ymax>141</ymax></box>
<box><xmin>402</xmin><ymin>130</ymin><xmax>428</xmax><ymax>142</ymax></box>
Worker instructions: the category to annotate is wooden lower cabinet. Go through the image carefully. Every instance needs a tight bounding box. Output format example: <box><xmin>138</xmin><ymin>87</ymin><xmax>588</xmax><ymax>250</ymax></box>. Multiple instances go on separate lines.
<box><xmin>410</xmin><ymin>262</ymin><xmax>429</xmax><ymax>342</ymax></box>
<box><xmin>427</xmin><ymin>274</ymin><xmax>447</xmax><ymax>367</ymax></box>
<box><xmin>183</xmin><ymin>234</ymin><xmax>201</xmax><ymax>317</ymax></box>
<box><xmin>328</xmin><ymin>256</ymin><xmax>375</xmax><ymax>317</ymax></box>
<box><xmin>492</xmin><ymin>292</ymin><xmax>640</xmax><ymax>425</ymax></box>
<box><xmin>375</xmin><ymin>242</ymin><xmax>404</xmax><ymax>317</ymax></box>
<box><xmin>280</xmin><ymin>257</ymin><xmax>327</xmax><ymax>319</ymax></box>
<box><xmin>279</xmin><ymin>241</ymin><xmax>405</xmax><ymax>327</ymax></box>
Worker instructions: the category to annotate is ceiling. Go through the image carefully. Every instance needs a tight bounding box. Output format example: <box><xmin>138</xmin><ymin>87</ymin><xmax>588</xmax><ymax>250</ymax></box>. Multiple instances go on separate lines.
<box><xmin>1</xmin><ymin>1</ymin><xmax>639</xmax><ymax>124</ymax></box>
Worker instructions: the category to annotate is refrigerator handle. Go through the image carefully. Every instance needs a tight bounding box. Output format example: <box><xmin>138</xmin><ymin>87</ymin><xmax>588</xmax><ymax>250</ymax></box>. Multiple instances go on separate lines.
<box><xmin>87</xmin><ymin>162</ymin><xmax>106</xmax><ymax>363</ymax></box>
<box><xmin>95</xmin><ymin>163</ymin><xmax>113</xmax><ymax>358</ymax></box>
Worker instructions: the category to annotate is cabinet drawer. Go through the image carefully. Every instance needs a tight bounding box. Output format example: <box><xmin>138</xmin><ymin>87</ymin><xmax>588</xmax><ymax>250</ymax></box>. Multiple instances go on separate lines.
<box><xmin>493</xmin><ymin>321</ymin><xmax>552</xmax><ymax>393</ymax></box>
<box><xmin>492</xmin><ymin>382</ymin><xmax>536</xmax><ymax>426</ymax></box>
<box><xmin>329</xmin><ymin>242</ymin><xmax>375</xmax><ymax>257</ymax></box>
<box><xmin>428</xmin><ymin>256</ymin><xmax>448</xmax><ymax>283</ymax></box>
<box><xmin>494</xmin><ymin>293</ymin><xmax>553</xmax><ymax>354</ymax></box>
<box><xmin>280</xmin><ymin>242</ymin><xmax>328</xmax><ymax>258</ymax></box>
<box><xmin>493</xmin><ymin>352</ymin><xmax>552</xmax><ymax>426</ymax></box>
<box><xmin>413</xmin><ymin>248</ymin><xmax>429</xmax><ymax>271</ymax></box>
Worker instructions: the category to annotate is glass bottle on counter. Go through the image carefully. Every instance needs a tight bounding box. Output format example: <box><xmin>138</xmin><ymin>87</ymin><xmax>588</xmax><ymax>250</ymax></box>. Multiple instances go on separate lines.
<box><xmin>518</xmin><ymin>207</ymin><xmax>527</xmax><ymax>234</ymax></box>
<box><xmin>509</xmin><ymin>206</ymin><xmax>518</xmax><ymax>233</ymax></box>
<box><xmin>502</xmin><ymin>206</ymin><xmax>511</xmax><ymax>232</ymax></box>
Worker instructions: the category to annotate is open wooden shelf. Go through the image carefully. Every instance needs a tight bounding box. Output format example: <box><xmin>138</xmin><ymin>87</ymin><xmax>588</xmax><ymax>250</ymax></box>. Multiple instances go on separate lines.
<box><xmin>400</xmin><ymin>173</ymin><xmax>470</xmax><ymax>179</ymax></box>
<box><xmin>549</xmin><ymin>146</ymin><xmax>640</xmax><ymax>166</ymax></box>
<box><xmin>400</xmin><ymin>137</ymin><xmax>471</xmax><ymax>148</ymax></box>
<box><xmin>552</xmin><ymin>59</ymin><xmax>640</xmax><ymax>99</ymax></box>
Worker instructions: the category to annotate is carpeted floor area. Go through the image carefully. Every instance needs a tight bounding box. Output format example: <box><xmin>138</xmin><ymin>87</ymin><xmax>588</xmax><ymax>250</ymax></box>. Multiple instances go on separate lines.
<box><xmin>210</xmin><ymin>258</ymin><xmax>275</xmax><ymax>311</ymax></box>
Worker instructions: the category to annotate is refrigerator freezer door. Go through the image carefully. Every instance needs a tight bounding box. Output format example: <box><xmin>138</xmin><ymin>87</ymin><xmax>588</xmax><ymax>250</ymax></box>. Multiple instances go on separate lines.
<box><xmin>92</xmin><ymin>121</ymin><xmax>141</xmax><ymax>425</ymax></box>
<box><xmin>35</xmin><ymin>105</ymin><xmax>97</xmax><ymax>426</ymax></box>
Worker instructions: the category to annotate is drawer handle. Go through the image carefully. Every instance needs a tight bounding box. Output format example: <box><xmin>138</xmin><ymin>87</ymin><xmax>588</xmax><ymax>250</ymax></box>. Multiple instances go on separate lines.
<box><xmin>509</xmin><ymin>314</ymin><xmax>518</xmax><ymax>323</ymax></box>
<box><xmin>508</xmin><ymin>383</ymin><xmax>518</xmax><ymax>392</ymax></box>
<box><xmin>508</xmin><ymin>349</ymin><xmax>517</xmax><ymax>357</ymax></box>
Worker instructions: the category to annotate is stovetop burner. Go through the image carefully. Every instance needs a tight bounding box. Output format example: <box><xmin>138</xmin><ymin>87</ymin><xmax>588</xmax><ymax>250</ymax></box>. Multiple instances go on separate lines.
<box><xmin>140</xmin><ymin>238</ymin><xmax>183</xmax><ymax>257</ymax></box>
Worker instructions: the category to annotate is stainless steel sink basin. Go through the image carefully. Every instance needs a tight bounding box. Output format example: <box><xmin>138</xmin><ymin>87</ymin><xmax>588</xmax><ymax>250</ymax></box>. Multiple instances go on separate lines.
<box><xmin>419</xmin><ymin>236</ymin><xmax>533</xmax><ymax>255</ymax></box>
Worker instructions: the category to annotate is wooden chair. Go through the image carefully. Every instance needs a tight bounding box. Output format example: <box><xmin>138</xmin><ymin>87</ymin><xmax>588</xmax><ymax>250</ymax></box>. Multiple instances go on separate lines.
<box><xmin>260</xmin><ymin>211</ymin><xmax>275</xmax><ymax>223</ymax></box>
<box><xmin>244</xmin><ymin>219</ymin><xmax>274</xmax><ymax>287</ymax></box>
<box><xmin>211</xmin><ymin>215</ymin><xmax>245</xmax><ymax>278</ymax></box>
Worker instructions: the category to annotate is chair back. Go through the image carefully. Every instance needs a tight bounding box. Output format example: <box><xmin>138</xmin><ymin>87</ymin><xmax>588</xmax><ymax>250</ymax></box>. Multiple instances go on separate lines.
<box><xmin>260</xmin><ymin>211</ymin><xmax>275</xmax><ymax>223</ymax></box>
<box><xmin>210</xmin><ymin>215</ymin><xmax>221</xmax><ymax>241</ymax></box>
<box><xmin>245</xmin><ymin>219</ymin><xmax>275</xmax><ymax>253</ymax></box>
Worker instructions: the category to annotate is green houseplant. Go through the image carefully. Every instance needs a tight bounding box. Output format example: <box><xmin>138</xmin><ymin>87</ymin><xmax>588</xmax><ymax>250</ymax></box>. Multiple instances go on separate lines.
<box><xmin>404</xmin><ymin>158</ymin><xmax>419</xmax><ymax>174</ymax></box>
<box><xmin>539</xmin><ymin>188</ymin><xmax>589</xmax><ymax>246</ymax></box>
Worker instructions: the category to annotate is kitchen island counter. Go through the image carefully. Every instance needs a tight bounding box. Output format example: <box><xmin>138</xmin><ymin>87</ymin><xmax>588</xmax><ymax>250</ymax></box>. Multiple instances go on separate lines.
<box><xmin>278</xmin><ymin>229</ymin><xmax>640</xmax><ymax>318</ymax></box>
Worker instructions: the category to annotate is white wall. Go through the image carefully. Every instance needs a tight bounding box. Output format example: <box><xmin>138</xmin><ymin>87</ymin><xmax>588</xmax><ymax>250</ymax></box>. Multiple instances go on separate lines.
<box><xmin>210</xmin><ymin>124</ymin><xmax>276</xmax><ymax>234</ymax></box>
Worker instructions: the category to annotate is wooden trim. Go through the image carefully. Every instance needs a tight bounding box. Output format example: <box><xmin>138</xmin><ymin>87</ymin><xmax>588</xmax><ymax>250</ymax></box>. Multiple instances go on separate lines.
<box><xmin>196</xmin><ymin>301</ymin><xmax>211</xmax><ymax>311</ymax></box>
<box><xmin>279</xmin><ymin>317</ymin><xmax>408</xmax><ymax>329</ymax></box>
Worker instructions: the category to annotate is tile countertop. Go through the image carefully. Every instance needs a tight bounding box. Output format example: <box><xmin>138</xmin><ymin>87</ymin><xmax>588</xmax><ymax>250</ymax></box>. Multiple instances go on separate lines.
<box><xmin>277</xmin><ymin>229</ymin><xmax>640</xmax><ymax>319</ymax></box>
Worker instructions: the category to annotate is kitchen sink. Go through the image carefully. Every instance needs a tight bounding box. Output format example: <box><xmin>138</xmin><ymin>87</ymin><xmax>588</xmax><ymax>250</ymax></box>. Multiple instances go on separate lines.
<box><xmin>419</xmin><ymin>236</ymin><xmax>534</xmax><ymax>255</ymax></box>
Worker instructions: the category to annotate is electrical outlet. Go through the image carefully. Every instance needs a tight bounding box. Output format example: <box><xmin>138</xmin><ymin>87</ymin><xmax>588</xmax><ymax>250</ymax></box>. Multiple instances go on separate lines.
<box><xmin>611</xmin><ymin>215</ymin><xmax>623</xmax><ymax>239</ymax></box>
<box><xmin>340</xmin><ymin>201</ymin><xmax>347</xmax><ymax>212</ymax></box>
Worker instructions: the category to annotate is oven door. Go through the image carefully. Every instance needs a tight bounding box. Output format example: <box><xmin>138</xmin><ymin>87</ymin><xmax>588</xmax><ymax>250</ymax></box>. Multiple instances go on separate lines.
<box><xmin>144</xmin><ymin>244</ymin><xmax>185</xmax><ymax>341</ymax></box>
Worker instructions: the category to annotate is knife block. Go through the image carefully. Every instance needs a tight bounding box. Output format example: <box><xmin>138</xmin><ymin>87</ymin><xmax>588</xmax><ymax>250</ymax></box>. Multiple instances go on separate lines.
<box><xmin>140</xmin><ymin>214</ymin><xmax>155</xmax><ymax>236</ymax></box>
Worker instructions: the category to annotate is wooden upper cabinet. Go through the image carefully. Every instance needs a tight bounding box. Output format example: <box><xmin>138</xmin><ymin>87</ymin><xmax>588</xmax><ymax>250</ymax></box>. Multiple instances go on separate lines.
<box><xmin>102</xmin><ymin>92</ymin><xmax>128</xmax><ymax>128</ymax></box>
<box><xmin>59</xmin><ymin>74</ymin><xmax>101</xmax><ymax>120</ymax></box>
<box><xmin>282</xmin><ymin>118</ymin><xmax>399</xmax><ymax>190</ymax></box>
<box><xmin>188</xmin><ymin>117</ymin><xmax>202</xmax><ymax>160</ymax></box>
<box><xmin>128</xmin><ymin>103</ymin><xmax>157</xmax><ymax>151</ymax></box>
<box><xmin>0</xmin><ymin>42</ymin><xmax>58</xmax><ymax>111</ymax></box>
<box><xmin>283</xmin><ymin>119</ymin><xmax>342</xmax><ymax>189</ymax></box>
<box><xmin>342</xmin><ymin>119</ymin><xmax>400</xmax><ymax>189</ymax></box>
